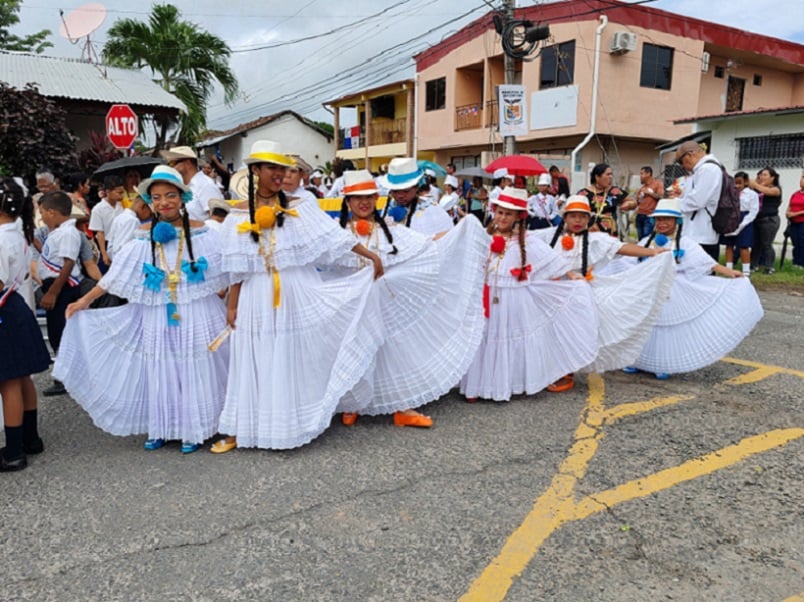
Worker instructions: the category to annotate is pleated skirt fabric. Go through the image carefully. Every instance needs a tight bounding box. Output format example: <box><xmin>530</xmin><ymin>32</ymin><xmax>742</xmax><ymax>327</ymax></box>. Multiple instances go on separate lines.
<box><xmin>634</xmin><ymin>275</ymin><xmax>763</xmax><ymax>373</ymax></box>
<box><xmin>581</xmin><ymin>250</ymin><xmax>676</xmax><ymax>373</ymax></box>
<box><xmin>0</xmin><ymin>291</ymin><xmax>51</xmax><ymax>381</ymax></box>
<box><xmin>217</xmin><ymin>266</ymin><xmax>377</xmax><ymax>449</ymax></box>
<box><xmin>460</xmin><ymin>279</ymin><xmax>599</xmax><ymax>401</ymax></box>
<box><xmin>53</xmin><ymin>296</ymin><xmax>229</xmax><ymax>444</ymax></box>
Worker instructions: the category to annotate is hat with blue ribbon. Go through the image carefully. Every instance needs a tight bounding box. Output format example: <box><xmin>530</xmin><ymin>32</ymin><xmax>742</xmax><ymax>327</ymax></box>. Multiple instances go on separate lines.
<box><xmin>650</xmin><ymin>198</ymin><xmax>683</xmax><ymax>219</ymax></box>
<box><xmin>384</xmin><ymin>157</ymin><xmax>423</xmax><ymax>190</ymax></box>
<box><xmin>137</xmin><ymin>166</ymin><xmax>192</xmax><ymax>205</ymax></box>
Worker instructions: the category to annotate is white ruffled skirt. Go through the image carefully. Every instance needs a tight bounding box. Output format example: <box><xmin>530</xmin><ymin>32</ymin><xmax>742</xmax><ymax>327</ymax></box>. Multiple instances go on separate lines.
<box><xmin>53</xmin><ymin>296</ymin><xmax>229</xmax><ymax>444</ymax></box>
<box><xmin>634</xmin><ymin>275</ymin><xmax>763</xmax><ymax>373</ymax></box>
<box><xmin>460</xmin><ymin>279</ymin><xmax>599</xmax><ymax>401</ymax></box>
<box><xmin>217</xmin><ymin>265</ymin><xmax>377</xmax><ymax>449</ymax></box>
<box><xmin>581</xmin><ymin>251</ymin><xmax>675</xmax><ymax>373</ymax></box>
<box><xmin>337</xmin><ymin>217</ymin><xmax>487</xmax><ymax>414</ymax></box>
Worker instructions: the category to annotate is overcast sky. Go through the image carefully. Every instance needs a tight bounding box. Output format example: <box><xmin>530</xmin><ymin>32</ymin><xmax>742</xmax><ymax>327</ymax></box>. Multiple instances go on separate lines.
<box><xmin>13</xmin><ymin>0</ymin><xmax>804</xmax><ymax>130</ymax></box>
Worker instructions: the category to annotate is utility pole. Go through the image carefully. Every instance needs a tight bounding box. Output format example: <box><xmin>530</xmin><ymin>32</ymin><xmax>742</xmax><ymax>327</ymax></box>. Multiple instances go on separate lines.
<box><xmin>502</xmin><ymin>0</ymin><xmax>517</xmax><ymax>156</ymax></box>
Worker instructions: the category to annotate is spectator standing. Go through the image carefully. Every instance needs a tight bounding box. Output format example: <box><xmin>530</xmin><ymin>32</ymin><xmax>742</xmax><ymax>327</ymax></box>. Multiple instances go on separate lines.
<box><xmin>634</xmin><ymin>166</ymin><xmax>665</xmax><ymax>240</ymax></box>
<box><xmin>89</xmin><ymin>175</ymin><xmax>125</xmax><ymax>272</ymax></box>
<box><xmin>161</xmin><ymin>146</ymin><xmax>220</xmax><ymax>222</ymax></box>
<box><xmin>749</xmin><ymin>166</ymin><xmax>782</xmax><ymax>274</ymax></box>
<box><xmin>108</xmin><ymin>196</ymin><xmax>152</xmax><ymax>260</ymax></box>
<box><xmin>786</xmin><ymin>173</ymin><xmax>804</xmax><ymax>268</ymax></box>
<box><xmin>549</xmin><ymin>165</ymin><xmax>570</xmax><ymax>200</ymax></box>
<box><xmin>721</xmin><ymin>171</ymin><xmax>759</xmax><ymax>276</ymax></box>
<box><xmin>670</xmin><ymin>141</ymin><xmax>722</xmax><ymax>261</ymax></box>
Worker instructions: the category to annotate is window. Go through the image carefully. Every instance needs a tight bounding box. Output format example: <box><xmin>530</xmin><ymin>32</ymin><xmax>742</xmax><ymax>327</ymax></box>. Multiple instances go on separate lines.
<box><xmin>640</xmin><ymin>43</ymin><xmax>673</xmax><ymax>90</ymax></box>
<box><xmin>425</xmin><ymin>77</ymin><xmax>446</xmax><ymax>111</ymax></box>
<box><xmin>714</xmin><ymin>66</ymin><xmax>725</xmax><ymax>78</ymax></box>
<box><xmin>726</xmin><ymin>76</ymin><xmax>745</xmax><ymax>112</ymax></box>
<box><xmin>737</xmin><ymin>133</ymin><xmax>804</xmax><ymax>170</ymax></box>
<box><xmin>371</xmin><ymin>95</ymin><xmax>395</xmax><ymax>119</ymax></box>
<box><xmin>540</xmin><ymin>40</ymin><xmax>575</xmax><ymax>89</ymax></box>
<box><xmin>753</xmin><ymin>74</ymin><xmax>763</xmax><ymax>86</ymax></box>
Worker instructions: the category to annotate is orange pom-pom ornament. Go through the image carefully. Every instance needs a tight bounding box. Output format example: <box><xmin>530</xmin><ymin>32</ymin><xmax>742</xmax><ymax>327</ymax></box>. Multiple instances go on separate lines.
<box><xmin>561</xmin><ymin>235</ymin><xmax>574</xmax><ymax>250</ymax></box>
<box><xmin>254</xmin><ymin>205</ymin><xmax>276</xmax><ymax>229</ymax></box>
<box><xmin>584</xmin><ymin>270</ymin><xmax>594</xmax><ymax>282</ymax></box>
<box><xmin>355</xmin><ymin>219</ymin><xmax>372</xmax><ymax>237</ymax></box>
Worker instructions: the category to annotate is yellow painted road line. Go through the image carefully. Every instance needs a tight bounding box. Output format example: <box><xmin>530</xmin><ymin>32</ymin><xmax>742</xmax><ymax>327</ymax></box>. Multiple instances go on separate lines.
<box><xmin>602</xmin><ymin>395</ymin><xmax>694</xmax><ymax>424</ymax></box>
<box><xmin>573</xmin><ymin>428</ymin><xmax>804</xmax><ymax>521</ymax></box>
<box><xmin>722</xmin><ymin>357</ymin><xmax>804</xmax><ymax>379</ymax></box>
<box><xmin>459</xmin><ymin>374</ymin><xmax>607</xmax><ymax>602</ymax></box>
<box><xmin>723</xmin><ymin>366</ymin><xmax>782</xmax><ymax>386</ymax></box>
<box><xmin>782</xmin><ymin>592</ymin><xmax>804</xmax><ymax>602</ymax></box>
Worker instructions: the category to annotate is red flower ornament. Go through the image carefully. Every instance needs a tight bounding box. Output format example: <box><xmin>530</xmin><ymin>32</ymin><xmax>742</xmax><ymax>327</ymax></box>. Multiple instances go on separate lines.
<box><xmin>490</xmin><ymin>235</ymin><xmax>506</xmax><ymax>254</ymax></box>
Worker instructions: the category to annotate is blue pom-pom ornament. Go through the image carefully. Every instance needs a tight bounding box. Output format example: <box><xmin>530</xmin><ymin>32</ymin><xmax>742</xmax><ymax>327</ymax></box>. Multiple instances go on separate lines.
<box><xmin>654</xmin><ymin>233</ymin><xmax>669</xmax><ymax>246</ymax></box>
<box><xmin>152</xmin><ymin>222</ymin><xmax>178</xmax><ymax>243</ymax></box>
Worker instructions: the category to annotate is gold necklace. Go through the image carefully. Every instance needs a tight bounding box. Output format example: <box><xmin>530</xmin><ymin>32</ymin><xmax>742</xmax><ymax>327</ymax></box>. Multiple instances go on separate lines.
<box><xmin>156</xmin><ymin>227</ymin><xmax>184</xmax><ymax>323</ymax></box>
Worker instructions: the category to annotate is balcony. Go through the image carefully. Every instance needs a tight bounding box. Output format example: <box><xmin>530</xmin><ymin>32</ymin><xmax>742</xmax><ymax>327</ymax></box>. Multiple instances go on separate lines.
<box><xmin>455</xmin><ymin>100</ymin><xmax>499</xmax><ymax>131</ymax></box>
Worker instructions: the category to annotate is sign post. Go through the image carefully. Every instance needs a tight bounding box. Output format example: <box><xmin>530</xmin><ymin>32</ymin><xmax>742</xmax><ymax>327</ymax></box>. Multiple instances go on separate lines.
<box><xmin>106</xmin><ymin>104</ymin><xmax>138</xmax><ymax>150</ymax></box>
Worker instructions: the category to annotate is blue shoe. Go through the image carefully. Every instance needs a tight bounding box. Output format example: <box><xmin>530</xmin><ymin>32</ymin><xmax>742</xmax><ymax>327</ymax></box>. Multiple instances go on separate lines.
<box><xmin>181</xmin><ymin>441</ymin><xmax>200</xmax><ymax>454</ymax></box>
<box><xmin>622</xmin><ymin>366</ymin><xmax>639</xmax><ymax>374</ymax></box>
<box><xmin>655</xmin><ymin>372</ymin><xmax>670</xmax><ymax>380</ymax></box>
<box><xmin>144</xmin><ymin>438</ymin><xmax>166</xmax><ymax>450</ymax></box>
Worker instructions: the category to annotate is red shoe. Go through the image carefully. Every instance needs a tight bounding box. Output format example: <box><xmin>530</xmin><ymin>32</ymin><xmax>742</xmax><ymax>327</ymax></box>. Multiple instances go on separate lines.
<box><xmin>342</xmin><ymin>413</ymin><xmax>358</xmax><ymax>426</ymax></box>
<box><xmin>393</xmin><ymin>412</ymin><xmax>433</xmax><ymax>428</ymax></box>
<box><xmin>547</xmin><ymin>375</ymin><xmax>575</xmax><ymax>393</ymax></box>
<box><xmin>465</xmin><ymin>397</ymin><xmax>478</xmax><ymax>403</ymax></box>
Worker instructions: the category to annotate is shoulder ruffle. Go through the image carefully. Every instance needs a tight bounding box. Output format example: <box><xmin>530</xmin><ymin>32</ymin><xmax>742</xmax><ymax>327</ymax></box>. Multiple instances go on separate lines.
<box><xmin>329</xmin><ymin>222</ymin><xmax>430</xmax><ymax>270</ymax></box>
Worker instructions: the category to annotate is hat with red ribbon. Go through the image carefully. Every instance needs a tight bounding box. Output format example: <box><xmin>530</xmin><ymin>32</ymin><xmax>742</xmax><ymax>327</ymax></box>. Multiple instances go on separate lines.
<box><xmin>491</xmin><ymin>186</ymin><xmax>529</xmax><ymax>211</ymax></box>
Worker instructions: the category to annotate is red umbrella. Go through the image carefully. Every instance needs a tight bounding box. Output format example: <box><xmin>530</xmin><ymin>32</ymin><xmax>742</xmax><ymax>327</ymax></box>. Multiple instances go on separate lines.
<box><xmin>485</xmin><ymin>155</ymin><xmax>548</xmax><ymax>177</ymax></box>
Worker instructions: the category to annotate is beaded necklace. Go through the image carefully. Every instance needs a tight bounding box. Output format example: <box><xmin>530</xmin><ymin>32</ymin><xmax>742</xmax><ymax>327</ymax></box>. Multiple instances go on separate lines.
<box><xmin>157</xmin><ymin>227</ymin><xmax>184</xmax><ymax>324</ymax></box>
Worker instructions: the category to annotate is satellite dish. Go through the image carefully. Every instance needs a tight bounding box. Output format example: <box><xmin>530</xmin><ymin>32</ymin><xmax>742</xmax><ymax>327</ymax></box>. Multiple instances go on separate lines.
<box><xmin>59</xmin><ymin>3</ymin><xmax>106</xmax><ymax>62</ymax></box>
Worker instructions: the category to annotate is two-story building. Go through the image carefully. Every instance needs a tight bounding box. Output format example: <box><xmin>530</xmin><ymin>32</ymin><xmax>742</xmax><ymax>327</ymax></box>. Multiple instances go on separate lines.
<box><xmin>413</xmin><ymin>0</ymin><xmax>804</xmax><ymax>191</ymax></box>
<box><xmin>324</xmin><ymin>80</ymin><xmax>415</xmax><ymax>172</ymax></box>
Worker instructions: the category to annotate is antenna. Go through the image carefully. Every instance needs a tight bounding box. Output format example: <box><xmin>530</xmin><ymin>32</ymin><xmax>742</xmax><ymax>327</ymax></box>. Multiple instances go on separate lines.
<box><xmin>59</xmin><ymin>3</ymin><xmax>107</xmax><ymax>63</ymax></box>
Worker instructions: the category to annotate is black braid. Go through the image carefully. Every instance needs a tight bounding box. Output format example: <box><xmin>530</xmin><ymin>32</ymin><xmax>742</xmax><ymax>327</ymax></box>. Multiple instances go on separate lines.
<box><xmin>581</xmin><ymin>230</ymin><xmax>589</xmax><ymax>277</ymax></box>
<box><xmin>247</xmin><ymin>168</ymin><xmax>258</xmax><ymax>243</ymax></box>
<box><xmin>404</xmin><ymin>198</ymin><xmax>418</xmax><ymax>227</ymax></box>
<box><xmin>643</xmin><ymin>232</ymin><xmax>656</xmax><ymax>248</ymax></box>
<box><xmin>338</xmin><ymin>199</ymin><xmax>350</xmax><ymax>228</ymax></box>
<box><xmin>182</xmin><ymin>207</ymin><xmax>197</xmax><ymax>271</ymax></box>
<box><xmin>276</xmin><ymin>189</ymin><xmax>288</xmax><ymax>228</ymax></box>
<box><xmin>21</xmin><ymin>195</ymin><xmax>35</xmax><ymax>245</ymax></box>
<box><xmin>518</xmin><ymin>218</ymin><xmax>527</xmax><ymax>274</ymax></box>
<box><xmin>375</xmin><ymin>209</ymin><xmax>398</xmax><ymax>255</ymax></box>
<box><xmin>675</xmin><ymin>221</ymin><xmax>683</xmax><ymax>264</ymax></box>
<box><xmin>149</xmin><ymin>212</ymin><xmax>159</xmax><ymax>266</ymax></box>
<box><xmin>549</xmin><ymin>219</ymin><xmax>565</xmax><ymax>248</ymax></box>
<box><xmin>381</xmin><ymin>198</ymin><xmax>390</xmax><ymax>218</ymax></box>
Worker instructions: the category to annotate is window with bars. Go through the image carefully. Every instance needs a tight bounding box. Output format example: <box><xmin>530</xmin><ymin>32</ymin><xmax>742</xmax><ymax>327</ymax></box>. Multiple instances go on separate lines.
<box><xmin>737</xmin><ymin>133</ymin><xmax>804</xmax><ymax>170</ymax></box>
<box><xmin>540</xmin><ymin>40</ymin><xmax>575</xmax><ymax>89</ymax></box>
<box><xmin>640</xmin><ymin>43</ymin><xmax>673</xmax><ymax>90</ymax></box>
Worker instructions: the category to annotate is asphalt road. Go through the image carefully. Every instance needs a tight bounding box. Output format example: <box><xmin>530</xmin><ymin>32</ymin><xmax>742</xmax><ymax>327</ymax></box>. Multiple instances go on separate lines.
<box><xmin>2</xmin><ymin>289</ymin><xmax>802</xmax><ymax>602</ymax></box>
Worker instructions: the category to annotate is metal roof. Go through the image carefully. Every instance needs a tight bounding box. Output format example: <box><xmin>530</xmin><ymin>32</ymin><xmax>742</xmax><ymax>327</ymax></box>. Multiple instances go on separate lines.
<box><xmin>0</xmin><ymin>51</ymin><xmax>185</xmax><ymax>111</ymax></box>
<box><xmin>674</xmin><ymin>105</ymin><xmax>804</xmax><ymax>124</ymax></box>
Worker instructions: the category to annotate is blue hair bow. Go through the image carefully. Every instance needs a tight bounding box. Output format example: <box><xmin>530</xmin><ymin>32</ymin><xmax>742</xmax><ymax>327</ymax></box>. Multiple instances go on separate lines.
<box><xmin>181</xmin><ymin>257</ymin><xmax>208</xmax><ymax>284</ymax></box>
<box><xmin>673</xmin><ymin>248</ymin><xmax>685</xmax><ymax>260</ymax></box>
<box><xmin>142</xmin><ymin>263</ymin><xmax>166</xmax><ymax>291</ymax></box>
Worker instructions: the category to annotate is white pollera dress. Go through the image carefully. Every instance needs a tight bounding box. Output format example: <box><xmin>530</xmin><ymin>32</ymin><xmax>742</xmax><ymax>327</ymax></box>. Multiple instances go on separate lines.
<box><xmin>626</xmin><ymin>235</ymin><xmax>763</xmax><ymax>373</ymax></box>
<box><xmin>53</xmin><ymin>226</ymin><xmax>231</xmax><ymax>444</ymax></box>
<box><xmin>217</xmin><ymin>198</ymin><xmax>377</xmax><ymax>449</ymax></box>
<box><xmin>459</xmin><ymin>232</ymin><xmax>600</xmax><ymax>401</ymax></box>
<box><xmin>331</xmin><ymin>216</ymin><xmax>487</xmax><ymax>414</ymax></box>
<box><xmin>539</xmin><ymin>228</ymin><xmax>676</xmax><ymax>372</ymax></box>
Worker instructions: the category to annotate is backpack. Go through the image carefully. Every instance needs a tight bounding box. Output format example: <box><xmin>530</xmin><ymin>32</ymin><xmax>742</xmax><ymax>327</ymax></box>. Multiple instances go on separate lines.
<box><xmin>691</xmin><ymin>160</ymin><xmax>741</xmax><ymax>235</ymax></box>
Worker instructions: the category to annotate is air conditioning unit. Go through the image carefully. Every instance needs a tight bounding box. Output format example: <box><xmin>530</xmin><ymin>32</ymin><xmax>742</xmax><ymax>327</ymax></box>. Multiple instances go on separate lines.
<box><xmin>701</xmin><ymin>51</ymin><xmax>711</xmax><ymax>73</ymax></box>
<box><xmin>610</xmin><ymin>31</ymin><xmax>637</xmax><ymax>54</ymax></box>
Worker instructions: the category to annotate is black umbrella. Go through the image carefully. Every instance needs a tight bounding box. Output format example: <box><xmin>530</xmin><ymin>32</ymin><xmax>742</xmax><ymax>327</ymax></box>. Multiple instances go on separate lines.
<box><xmin>92</xmin><ymin>156</ymin><xmax>164</xmax><ymax>181</ymax></box>
<box><xmin>778</xmin><ymin>219</ymin><xmax>791</xmax><ymax>270</ymax></box>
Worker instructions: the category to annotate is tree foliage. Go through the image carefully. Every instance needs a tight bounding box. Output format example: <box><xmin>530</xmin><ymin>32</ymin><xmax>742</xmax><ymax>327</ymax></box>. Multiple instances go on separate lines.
<box><xmin>103</xmin><ymin>4</ymin><xmax>239</xmax><ymax>148</ymax></box>
<box><xmin>0</xmin><ymin>0</ymin><xmax>52</xmax><ymax>54</ymax></box>
<box><xmin>0</xmin><ymin>83</ymin><xmax>77</xmax><ymax>184</ymax></box>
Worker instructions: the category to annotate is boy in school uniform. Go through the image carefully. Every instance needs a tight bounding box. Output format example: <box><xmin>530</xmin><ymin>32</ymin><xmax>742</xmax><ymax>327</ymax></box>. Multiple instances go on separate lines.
<box><xmin>89</xmin><ymin>175</ymin><xmax>125</xmax><ymax>272</ymax></box>
<box><xmin>38</xmin><ymin>191</ymin><xmax>83</xmax><ymax>396</ymax></box>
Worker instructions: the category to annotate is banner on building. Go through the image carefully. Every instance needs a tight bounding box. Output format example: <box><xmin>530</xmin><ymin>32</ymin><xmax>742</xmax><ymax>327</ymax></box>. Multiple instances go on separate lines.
<box><xmin>498</xmin><ymin>85</ymin><xmax>528</xmax><ymax>137</ymax></box>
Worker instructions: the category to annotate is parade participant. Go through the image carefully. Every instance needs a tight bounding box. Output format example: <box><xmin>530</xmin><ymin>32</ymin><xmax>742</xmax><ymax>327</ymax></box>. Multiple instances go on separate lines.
<box><xmin>54</xmin><ymin>166</ymin><xmax>231</xmax><ymax>454</ymax></box>
<box><xmin>576</xmin><ymin>163</ymin><xmax>627</xmax><ymax>237</ymax></box>
<box><xmin>438</xmin><ymin>175</ymin><xmax>465</xmax><ymax>222</ymax></box>
<box><xmin>721</xmin><ymin>171</ymin><xmax>759</xmax><ymax>277</ymax></box>
<box><xmin>621</xmin><ymin>198</ymin><xmax>763</xmax><ymax>377</ymax></box>
<box><xmin>161</xmin><ymin>146</ymin><xmax>220</xmax><ymax>222</ymax></box>
<box><xmin>205</xmin><ymin>198</ymin><xmax>230</xmax><ymax>231</ymax></box>
<box><xmin>526</xmin><ymin>173</ymin><xmax>559</xmax><ymax>230</ymax></box>
<box><xmin>330</xmin><ymin>170</ymin><xmax>486</xmax><ymax>426</ymax></box>
<box><xmin>107</xmin><ymin>196</ymin><xmax>152</xmax><ymax>260</ymax></box>
<box><xmin>89</xmin><ymin>175</ymin><xmax>125</xmax><ymax>272</ymax></box>
<box><xmin>0</xmin><ymin>178</ymin><xmax>51</xmax><ymax>471</ymax></box>
<box><xmin>122</xmin><ymin>169</ymin><xmax>141</xmax><ymax>208</ymax></box>
<box><xmin>459</xmin><ymin>187</ymin><xmax>599</xmax><ymax>402</ymax></box>
<box><xmin>309</xmin><ymin>170</ymin><xmax>328</xmax><ymax>198</ymax></box>
<box><xmin>212</xmin><ymin>141</ymin><xmax>384</xmax><ymax>453</ymax></box>
<box><xmin>381</xmin><ymin>158</ymin><xmax>454</xmax><ymax>236</ymax></box>
<box><xmin>544</xmin><ymin>196</ymin><xmax>675</xmax><ymax>390</ymax></box>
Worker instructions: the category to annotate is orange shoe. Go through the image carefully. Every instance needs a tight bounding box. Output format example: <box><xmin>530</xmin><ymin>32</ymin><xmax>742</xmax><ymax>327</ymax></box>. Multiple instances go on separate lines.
<box><xmin>547</xmin><ymin>375</ymin><xmax>575</xmax><ymax>393</ymax></box>
<box><xmin>210</xmin><ymin>437</ymin><xmax>237</xmax><ymax>454</ymax></box>
<box><xmin>342</xmin><ymin>413</ymin><xmax>358</xmax><ymax>426</ymax></box>
<box><xmin>393</xmin><ymin>412</ymin><xmax>433</xmax><ymax>428</ymax></box>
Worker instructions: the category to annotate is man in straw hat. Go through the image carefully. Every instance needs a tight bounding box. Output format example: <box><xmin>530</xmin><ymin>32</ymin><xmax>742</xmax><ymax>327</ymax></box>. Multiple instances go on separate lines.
<box><xmin>160</xmin><ymin>146</ymin><xmax>221</xmax><ymax>222</ymax></box>
<box><xmin>382</xmin><ymin>157</ymin><xmax>453</xmax><ymax>236</ymax></box>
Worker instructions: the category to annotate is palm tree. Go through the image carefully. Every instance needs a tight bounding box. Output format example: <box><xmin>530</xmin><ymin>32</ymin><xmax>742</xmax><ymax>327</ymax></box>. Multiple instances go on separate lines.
<box><xmin>103</xmin><ymin>4</ymin><xmax>238</xmax><ymax>149</ymax></box>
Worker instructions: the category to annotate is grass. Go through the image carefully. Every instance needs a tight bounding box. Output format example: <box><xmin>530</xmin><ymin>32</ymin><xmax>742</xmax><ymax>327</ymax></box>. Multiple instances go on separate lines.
<box><xmin>748</xmin><ymin>262</ymin><xmax>804</xmax><ymax>292</ymax></box>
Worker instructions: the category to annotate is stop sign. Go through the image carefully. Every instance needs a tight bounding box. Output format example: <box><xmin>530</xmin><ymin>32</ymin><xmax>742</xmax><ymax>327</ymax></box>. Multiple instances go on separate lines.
<box><xmin>106</xmin><ymin>104</ymin><xmax>138</xmax><ymax>149</ymax></box>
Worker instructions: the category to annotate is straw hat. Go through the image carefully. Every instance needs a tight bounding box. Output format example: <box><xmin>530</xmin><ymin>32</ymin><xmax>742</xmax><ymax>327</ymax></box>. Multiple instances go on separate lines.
<box><xmin>228</xmin><ymin>168</ymin><xmax>249</xmax><ymax>200</ymax></box>
<box><xmin>243</xmin><ymin>140</ymin><xmax>295</xmax><ymax>167</ymax></box>
<box><xmin>385</xmin><ymin>157</ymin><xmax>423</xmax><ymax>190</ymax></box>
<box><xmin>491</xmin><ymin>187</ymin><xmax>528</xmax><ymax>211</ymax></box>
<box><xmin>560</xmin><ymin>195</ymin><xmax>593</xmax><ymax>216</ymax></box>
<box><xmin>137</xmin><ymin>165</ymin><xmax>192</xmax><ymax>204</ymax></box>
<box><xmin>649</xmin><ymin>198</ymin><xmax>683</xmax><ymax>219</ymax></box>
<box><xmin>208</xmin><ymin>198</ymin><xmax>231</xmax><ymax>214</ymax></box>
<box><xmin>159</xmin><ymin>146</ymin><xmax>198</xmax><ymax>163</ymax></box>
<box><xmin>342</xmin><ymin>170</ymin><xmax>379</xmax><ymax>196</ymax></box>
